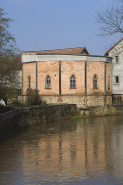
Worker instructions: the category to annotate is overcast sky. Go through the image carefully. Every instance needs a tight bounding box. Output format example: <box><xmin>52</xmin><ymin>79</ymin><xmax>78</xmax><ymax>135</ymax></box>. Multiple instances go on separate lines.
<box><xmin>1</xmin><ymin>0</ymin><xmax>123</xmax><ymax>55</ymax></box>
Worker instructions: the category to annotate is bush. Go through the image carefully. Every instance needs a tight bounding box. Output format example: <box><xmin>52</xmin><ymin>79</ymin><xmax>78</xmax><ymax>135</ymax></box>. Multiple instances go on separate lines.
<box><xmin>26</xmin><ymin>88</ymin><xmax>41</xmax><ymax>105</ymax></box>
<box><xmin>27</xmin><ymin>98</ymin><xmax>34</xmax><ymax>106</ymax></box>
<box><xmin>12</xmin><ymin>100</ymin><xmax>20</xmax><ymax>106</ymax></box>
<box><xmin>0</xmin><ymin>104</ymin><xmax>5</xmax><ymax>107</ymax></box>
<box><xmin>42</xmin><ymin>100</ymin><xmax>47</xmax><ymax>105</ymax></box>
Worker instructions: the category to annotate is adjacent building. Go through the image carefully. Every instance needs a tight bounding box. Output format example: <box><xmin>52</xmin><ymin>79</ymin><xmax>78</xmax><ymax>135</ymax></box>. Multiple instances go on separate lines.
<box><xmin>105</xmin><ymin>37</ymin><xmax>123</xmax><ymax>94</ymax></box>
<box><xmin>21</xmin><ymin>47</ymin><xmax>112</xmax><ymax>107</ymax></box>
<box><xmin>105</xmin><ymin>37</ymin><xmax>123</xmax><ymax>104</ymax></box>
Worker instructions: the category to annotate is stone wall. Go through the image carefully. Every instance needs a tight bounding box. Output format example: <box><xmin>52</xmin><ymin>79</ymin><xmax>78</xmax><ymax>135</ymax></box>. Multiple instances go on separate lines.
<box><xmin>40</xmin><ymin>95</ymin><xmax>112</xmax><ymax>108</ymax></box>
<box><xmin>0</xmin><ymin>104</ymin><xmax>77</xmax><ymax>142</ymax></box>
<box><xmin>79</xmin><ymin>105</ymin><xmax>123</xmax><ymax>116</ymax></box>
<box><xmin>112</xmin><ymin>94</ymin><xmax>123</xmax><ymax>105</ymax></box>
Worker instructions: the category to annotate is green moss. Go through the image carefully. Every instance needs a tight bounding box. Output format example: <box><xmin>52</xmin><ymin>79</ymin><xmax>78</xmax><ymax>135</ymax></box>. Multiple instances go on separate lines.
<box><xmin>71</xmin><ymin>114</ymin><xmax>90</xmax><ymax>119</ymax></box>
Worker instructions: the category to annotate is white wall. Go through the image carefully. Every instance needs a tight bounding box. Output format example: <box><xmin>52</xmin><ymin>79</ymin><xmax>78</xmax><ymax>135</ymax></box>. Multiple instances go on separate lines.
<box><xmin>108</xmin><ymin>40</ymin><xmax>123</xmax><ymax>94</ymax></box>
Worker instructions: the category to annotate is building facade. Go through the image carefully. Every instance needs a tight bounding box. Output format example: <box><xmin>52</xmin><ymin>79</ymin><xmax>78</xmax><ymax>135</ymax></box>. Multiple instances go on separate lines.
<box><xmin>105</xmin><ymin>38</ymin><xmax>123</xmax><ymax>104</ymax></box>
<box><xmin>21</xmin><ymin>48</ymin><xmax>112</xmax><ymax>107</ymax></box>
<box><xmin>105</xmin><ymin>38</ymin><xmax>123</xmax><ymax>94</ymax></box>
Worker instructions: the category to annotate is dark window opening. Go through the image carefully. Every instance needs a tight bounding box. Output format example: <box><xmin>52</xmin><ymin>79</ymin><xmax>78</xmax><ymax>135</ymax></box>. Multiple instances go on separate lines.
<box><xmin>115</xmin><ymin>56</ymin><xmax>119</xmax><ymax>63</ymax></box>
<box><xmin>115</xmin><ymin>76</ymin><xmax>119</xmax><ymax>83</ymax></box>
<box><xmin>46</xmin><ymin>75</ymin><xmax>51</xmax><ymax>88</ymax></box>
<box><xmin>70</xmin><ymin>75</ymin><xmax>76</xmax><ymax>89</ymax></box>
<box><xmin>93</xmin><ymin>75</ymin><xmax>97</xmax><ymax>89</ymax></box>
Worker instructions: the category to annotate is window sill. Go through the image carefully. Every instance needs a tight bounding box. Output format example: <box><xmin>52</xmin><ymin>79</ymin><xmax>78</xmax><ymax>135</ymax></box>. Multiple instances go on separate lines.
<box><xmin>69</xmin><ymin>87</ymin><xmax>77</xmax><ymax>89</ymax></box>
<box><xmin>93</xmin><ymin>87</ymin><xmax>98</xmax><ymax>89</ymax></box>
<box><xmin>114</xmin><ymin>83</ymin><xmax>119</xmax><ymax>85</ymax></box>
<box><xmin>45</xmin><ymin>87</ymin><xmax>52</xmax><ymax>89</ymax></box>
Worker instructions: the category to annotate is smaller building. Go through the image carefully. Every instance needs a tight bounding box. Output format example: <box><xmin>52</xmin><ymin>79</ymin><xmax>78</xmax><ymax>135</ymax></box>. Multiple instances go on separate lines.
<box><xmin>105</xmin><ymin>38</ymin><xmax>123</xmax><ymax>104</ymax></box>
<box><xmin>21</xmin><ymin>47</ymin><xmax>112</xmax><ymax>107</ymax></box>
<box><xmin>105</xmin><ymin>37</ymin><xmax>123</xmax><ymax>95</ymax></box>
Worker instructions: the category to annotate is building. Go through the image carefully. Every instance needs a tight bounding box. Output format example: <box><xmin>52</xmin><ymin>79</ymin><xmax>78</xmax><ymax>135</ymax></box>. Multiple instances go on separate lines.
<box><xmin>105</xmin><ymin>38</ymin><xmax>123</xmax><ymax>104</ymax></box>
<box><xmin>21</xmin><ymin>47</ymin><xmax>112</xmax><ymax>107</ymax></box>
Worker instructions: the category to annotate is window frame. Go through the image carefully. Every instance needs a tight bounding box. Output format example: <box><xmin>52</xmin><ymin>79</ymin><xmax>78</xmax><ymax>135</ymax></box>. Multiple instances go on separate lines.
<box><xmin>115</xmin><ymin>56</ymin><xmax>119</xmax><ymax>64</ymax></box>
<box><xmin>45</xmin><ymin>75</ymin><xmax>51</xmax><ymax>89</ymax></box>
<box><xmin>115</xmin><ymin>76</ymin><xmax>119</xmax><ymax>84</ymax></box>
<box><xmin>70</xmin><ymin>75</ymin><xmax>76</xmax><ymax>89</ymax></box>
<box><xmin>93</xmin><ymin>75</ymin><xmax>98</xmax><ymax>89</ymax></box>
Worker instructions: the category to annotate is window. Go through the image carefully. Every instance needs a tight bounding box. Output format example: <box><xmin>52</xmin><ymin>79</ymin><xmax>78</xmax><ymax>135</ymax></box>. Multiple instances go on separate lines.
<box><xmin>28</xmin><ymin>76</ymin><xmax>31</xmax><ymax>88</ymax></box>
<box><xmin>115</xmin><ymin>56</ymin><xmax>119</xmax><ymax>63</ymax></box>
<box><xmin>46</xmin><ymin>75</ymin><xmax>51</xmax><ymax>88</ymax></box>
<box><xmin>93</xmin><ymin>75</ymin><xmax>97</xmax><ymax>89</ymax></box>
<box><xmin>70</xmin><ymin>75</ymin><xmax>76</xmax><ymax>89</ymax></box>
<box><xmin>115</xmin><ymin>76</ymin><xmax>119</xmax><ymax>84</ymax></box>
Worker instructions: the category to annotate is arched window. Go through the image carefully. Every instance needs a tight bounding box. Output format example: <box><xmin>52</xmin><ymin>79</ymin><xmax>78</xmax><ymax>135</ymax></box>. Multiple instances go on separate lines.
<box><xmin>46</xmin><ymin>75</ymin><xmax>51</xmax><ymax>88</ymax></box>
<box><xmin>70</xmin><ymin>75</ymin><xmax>76</xmax><ymax>89</ymax></box>
<box><xmin>93</xmin><ymin>75</ymin><xmax>97</xmax><ymax>89</ymax></box>
<box><xmin>28</xmin><ymin>76</ymin><xmax>31</xmax><ymax>88</ymax></box>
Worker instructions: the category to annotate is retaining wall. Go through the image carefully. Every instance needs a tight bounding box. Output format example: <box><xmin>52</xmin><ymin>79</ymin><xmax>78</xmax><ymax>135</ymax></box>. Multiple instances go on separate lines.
<box><xmin>79</xmin><ymin>105</ymin><xmax>123</xmax><ymax>116</ymax></box>
<box><xmin>0</xmin><ymin>104</ymin><xmax>77</xmax><ymax>142</ymax></box>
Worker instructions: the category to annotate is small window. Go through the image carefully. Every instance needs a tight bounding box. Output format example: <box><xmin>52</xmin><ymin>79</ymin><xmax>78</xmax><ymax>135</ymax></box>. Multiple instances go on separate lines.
<box><xmin>46</xmin><ymin>75</ymin><xmax>51</xmax><ymax>88</ymax></box>
<box><xmin>115</xmin><ymin>76</ymin><xmax>119</xmax><ymax>84</ymax></box>
<box><xmin>115</xmin><ymin>56</ymin><xmax>119</xmax><ymax>63</ymax></box>
<box><xmin>70</xmin><ymin>75</ymin><xmax>76</xmax><ymax>89</ymax></box>
<box><xmin>28</xmin><ymin>76</ymin><xmax>31</xmax><ymax>88</ymax></box>
<box><xmin>93</xmin><ymin>75</ymin><xmax>97</xmax><ymax>89</ymax></box>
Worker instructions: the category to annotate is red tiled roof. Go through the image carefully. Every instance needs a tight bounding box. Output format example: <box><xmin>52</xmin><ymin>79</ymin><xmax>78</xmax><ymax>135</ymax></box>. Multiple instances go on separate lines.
<box><xmin>105</xmin><ymin>37</ymin><xmax>123</xmax><ymax>55</ymax></box>
<box><xmin>17</xmin><ymin>47</ymin><xmax>89</xmax><ymax>65</ymax></box>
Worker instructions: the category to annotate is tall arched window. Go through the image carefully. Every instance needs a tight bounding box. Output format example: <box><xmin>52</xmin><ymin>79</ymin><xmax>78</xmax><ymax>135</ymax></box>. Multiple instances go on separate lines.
<box><xmin>93</xmin><ymin>75</ymin><xmax>97</xmax><ymax>89</ymax></box>
<box><xmin>46</xmin><ymin>75</ymin><xmax>51</xmax><ymax>88</ymax></box>
<box><xmin>70</xmin><ymin>75</ymin><xmax>76</xmax><ymax>89</ymax></box>
<box><xmin>28</xmin><ymin>76</ymin><xmax>31</xmax><ymax>88</ymax></box>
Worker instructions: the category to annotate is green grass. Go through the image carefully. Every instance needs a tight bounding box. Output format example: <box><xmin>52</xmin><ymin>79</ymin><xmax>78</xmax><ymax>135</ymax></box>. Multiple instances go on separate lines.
<box><xmin>71</xmin><ymin>114</ymin><xmax>90</xmax><ymax>119</ymax></box>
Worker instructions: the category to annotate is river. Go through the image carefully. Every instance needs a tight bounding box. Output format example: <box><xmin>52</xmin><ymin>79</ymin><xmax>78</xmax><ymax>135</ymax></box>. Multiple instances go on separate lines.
<box><xmin>0</xmin><ymin>115</ymin><xmax>123</xmax><ymax>185</ymax></box>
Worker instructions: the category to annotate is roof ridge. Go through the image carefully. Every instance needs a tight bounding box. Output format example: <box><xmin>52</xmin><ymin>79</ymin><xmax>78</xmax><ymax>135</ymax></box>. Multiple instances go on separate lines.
<box><xmin>21</xmin><ymin>47</ymin><xmax>86</xmax><ymax>53</ymax></box>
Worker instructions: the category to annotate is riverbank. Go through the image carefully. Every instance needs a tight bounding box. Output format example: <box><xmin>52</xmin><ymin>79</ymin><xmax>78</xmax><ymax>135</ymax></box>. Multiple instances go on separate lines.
<box><xmin>1</xmin><ymin>104</ymin><xmax>123</xmax><ymax>142</ymax></box>
<box><xmin>0</xmin><ymin>104</ymin><xmax>77</xmax><ymax>142</ymax></box>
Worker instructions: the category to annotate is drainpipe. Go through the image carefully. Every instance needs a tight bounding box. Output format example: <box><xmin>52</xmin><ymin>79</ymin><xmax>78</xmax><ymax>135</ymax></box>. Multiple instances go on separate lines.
<box><xmin>85</xmin><ymin>61</ymin><xmax>87</xmax><ymax>95</ymax></box>
<box><xmin>59</xmin><ymin>61</ymin><xmax>61</xmax><ymax>95</ymax></box>
<box><xmin>104</xmin><ymin>62</ymin><xmax>106</xmax><ymax>96</ymax></box>
<box><xmin>36</xmin><ymin>61</ymin><xmax>38</xmax><ymax>92</ymax></box>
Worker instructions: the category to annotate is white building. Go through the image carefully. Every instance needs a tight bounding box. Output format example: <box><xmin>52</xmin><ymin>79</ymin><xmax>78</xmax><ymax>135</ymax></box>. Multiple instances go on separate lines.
<box><xmin>105</xmin><ymin>37</ymin><xmax>123</xmax><ymax>95</ymax></box>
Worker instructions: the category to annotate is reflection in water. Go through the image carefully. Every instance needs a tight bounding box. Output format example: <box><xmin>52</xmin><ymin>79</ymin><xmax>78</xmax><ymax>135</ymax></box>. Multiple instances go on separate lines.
<box><xmin>0</xmin><ymin>116</ymin><xmax>123</xmax><ymax>184</ymax></box>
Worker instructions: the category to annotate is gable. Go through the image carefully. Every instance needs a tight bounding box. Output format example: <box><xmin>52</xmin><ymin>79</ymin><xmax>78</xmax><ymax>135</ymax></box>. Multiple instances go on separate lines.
<box><xmin>105</xmin><ymin>37</ymin><xmax>123</xmax><ymax>56</ymax></box>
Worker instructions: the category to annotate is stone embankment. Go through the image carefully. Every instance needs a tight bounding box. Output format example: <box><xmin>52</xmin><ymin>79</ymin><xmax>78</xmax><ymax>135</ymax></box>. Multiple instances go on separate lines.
<box><xmin>0</xmin><ymin>104</ymin><xmax>77</xmax><ymax>142</ymax></box>
<box><xmin>79</xmin><ymin>105</ymin><xmax>123</xmax><ymax>116</ymax></box>
<box><xmin>1</xmin><ymin>104</ymin><xmax>123</xmax><ymax>142</ymax></box>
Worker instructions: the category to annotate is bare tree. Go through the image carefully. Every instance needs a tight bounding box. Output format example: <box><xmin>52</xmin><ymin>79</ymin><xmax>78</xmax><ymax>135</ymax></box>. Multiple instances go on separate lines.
<box><xmin>95</xmin><ymin>0</ymin><xmax>123</xmax><ymax>36</ymax></box>
<box><xmin>0</xmin><ymin>8</ymin><xmax>20</xmax><ymax>102</ymax></box>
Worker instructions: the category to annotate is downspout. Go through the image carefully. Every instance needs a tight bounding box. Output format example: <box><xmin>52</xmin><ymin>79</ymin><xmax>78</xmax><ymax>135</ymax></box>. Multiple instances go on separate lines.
<box><xmin>104</xmin><ymin>62</ymin><xmax>106</xmax><ymax>96</ymax></box>
<box><xmin>59</xmin><ymin>61</ymin><xmax>61</xmax><ymax>95</ymax></box>
<box><xmin>85</xmin><ymin>61</ymin><xmax>87</xmax><ymax>95</ymax></box>
<box><xmin>36</xmin><ymin>61</ymin><xmax>38</xmax><ymax>92</ymax></box>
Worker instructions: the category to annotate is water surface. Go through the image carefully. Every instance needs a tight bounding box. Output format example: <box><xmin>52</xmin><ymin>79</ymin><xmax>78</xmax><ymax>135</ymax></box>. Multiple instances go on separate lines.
<box><xmin>0</xmin><ymin>115</ymin><xmax>123</xmax><ymax>185</ymax></box>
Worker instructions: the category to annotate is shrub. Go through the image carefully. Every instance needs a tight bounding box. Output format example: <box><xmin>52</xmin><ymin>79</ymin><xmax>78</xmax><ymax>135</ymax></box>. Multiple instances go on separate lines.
<box><xmin>27</xmin><ymin>98</ymin><xmax>34</xmax><ymax>106</ymax></box>
<box><xmin>0</xmin><ymin>104</ymin><xmax>5</xmax><ymax>107</ymax></box>
<box><xmin>12</xmin><ymin>100</ymin><xmax>20</xmax><ymax>106</ymax></box>
<box><xmin>42</xmin><ymin>100</ymin><xmax>47</xmax><ymax>105</ymax></box>
<box><xmin>26</xmin><ymin>88</ymin><xmax>41</xmax><ymax>105</ymax></box>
